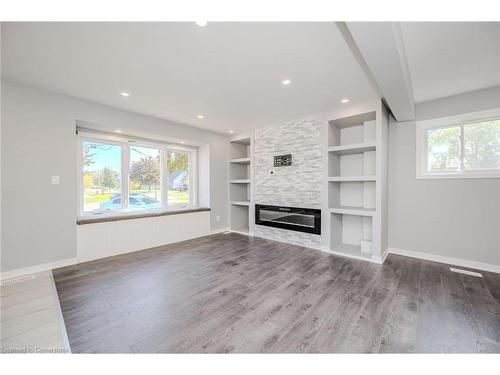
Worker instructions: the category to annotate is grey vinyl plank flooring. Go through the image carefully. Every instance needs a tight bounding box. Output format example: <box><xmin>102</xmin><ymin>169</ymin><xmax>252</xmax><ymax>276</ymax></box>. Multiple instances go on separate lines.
<box><xmin>52</xmin><ymin>233</ymin><xmax>500</xmax><ymax>353</ymax></box>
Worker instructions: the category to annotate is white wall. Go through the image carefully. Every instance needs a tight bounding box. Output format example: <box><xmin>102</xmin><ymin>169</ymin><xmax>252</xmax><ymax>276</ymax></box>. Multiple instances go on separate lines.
<box><xmin>1</xmin><ymin>81</ymin><xmax>229</xmax><ymax>272</ymax></box>
<box><xmin>388</xmin><ymin>86</ymin><xmax>500</xmax><ymax>267</ymax></box>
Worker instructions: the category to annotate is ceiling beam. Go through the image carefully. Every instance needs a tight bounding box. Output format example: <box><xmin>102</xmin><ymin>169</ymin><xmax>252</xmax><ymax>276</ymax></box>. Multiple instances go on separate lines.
<box><xmin>339</xmin><ymin>22</ymin><xmax>415</xmax><ymax>121</ymax></box>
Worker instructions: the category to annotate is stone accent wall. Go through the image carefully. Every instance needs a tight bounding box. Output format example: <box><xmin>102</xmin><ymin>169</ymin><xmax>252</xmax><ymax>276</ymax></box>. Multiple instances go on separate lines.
<box><xmin>253</xmin><ymin>115</ymin><xmax>323</xmax><ymax>249</ymax></box>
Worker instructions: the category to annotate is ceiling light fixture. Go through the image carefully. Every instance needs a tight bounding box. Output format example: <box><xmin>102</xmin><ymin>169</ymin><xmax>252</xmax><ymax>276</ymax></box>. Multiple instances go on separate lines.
<box><xmin>281</xmin><ymin>79</ymin><xmax>291</xmax><ymax>86</ymax></box>
<box><xmin>121</xmin><ymin>92</ymin><xmax>130</xmax><ymax>97</ymax></box>
<box><xmin>341</xmin><ymin>98</ymin><xmax>350</xmax><ymax>103</ymax></box>
<box><xmin>197</xmin><ymin>114</ymin><xmax>204</xmax><ymax>119</ymax></box>
<box><xmin>195</xmin><ymin>21</ymin><xmax>207</xmax><ymax>27</ymax></box>
<box><xmin>180</xmin><ymin>141</ymin><xmax>186</xmax><ymax>144</ymax></box>
<box><xmin>229</xmin><ymin>130</ymin><xmax>234</xmax><ymax>134</ymax></box>
<box><xmin>115</xmin><ymin>129</ymin><xmax>123</xmax><ymax>134</ymax></box>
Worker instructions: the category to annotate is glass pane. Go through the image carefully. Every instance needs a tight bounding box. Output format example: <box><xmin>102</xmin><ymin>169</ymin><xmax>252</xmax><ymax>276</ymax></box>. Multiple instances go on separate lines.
<box><xmin>129</xmin><ymin>146</ymin><xmax>161</xmax><ymax>210</ymax></box>
<box><xmin>167</xmin><ymin>151</ymin><xmax>190</xmax><ymax>206</ymax></box>
<box><xmin>427</xmin><ymin>126</ymin><xmax>460</xmax><ymax>171</ymax></box>
<box><xmin>82</xmin><ymin>141</ymin><xmax>122</xmax><ymax>212</ymax></box>
<box><xmin>463</xmin><ymin>119</ymin><xmax>500</xmax><ymax>170</ymax></box>
<box><xmin>260</xmin><ymin>210</ymin><xmax>315</xmax><ymax>228</ymax></box>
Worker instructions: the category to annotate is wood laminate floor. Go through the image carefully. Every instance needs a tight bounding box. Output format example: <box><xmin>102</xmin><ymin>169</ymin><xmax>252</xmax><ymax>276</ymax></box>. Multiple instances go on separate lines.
<box><xmin>53</xmin><ymin>233</ymin><xmax>500</xmax><ymax>353</ymax></box>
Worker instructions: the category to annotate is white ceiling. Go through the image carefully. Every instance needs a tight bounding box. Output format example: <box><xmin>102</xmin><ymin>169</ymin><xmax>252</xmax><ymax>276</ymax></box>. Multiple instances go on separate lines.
<box><xmin>1</xmin><ymin>22</ymin><xmax>377</xmax><ymax>135</ymax></box>
<box><xmin>400</xmin><ymin>22</ymin><xmax>500</xmax><ymax>103</ymax></box>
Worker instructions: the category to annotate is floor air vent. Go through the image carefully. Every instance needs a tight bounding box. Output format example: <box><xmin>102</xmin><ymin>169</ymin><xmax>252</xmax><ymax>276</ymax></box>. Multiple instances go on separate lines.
<box><xmin>450</xmin><ymin>267</ymin><xmax>483</xmax><ymax>278</ymax></box>
<box><xmin>0</xmin><ymin>274</ymin><xmax>36</xmax><ymax>285</ymax></box>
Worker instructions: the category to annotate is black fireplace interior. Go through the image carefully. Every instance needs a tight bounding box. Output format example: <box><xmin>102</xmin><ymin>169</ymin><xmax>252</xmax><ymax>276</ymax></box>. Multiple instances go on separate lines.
<box><xmin>255</xmin><ymin>204</ymin><xmax>321</xmax><ymax>234</ymax></box>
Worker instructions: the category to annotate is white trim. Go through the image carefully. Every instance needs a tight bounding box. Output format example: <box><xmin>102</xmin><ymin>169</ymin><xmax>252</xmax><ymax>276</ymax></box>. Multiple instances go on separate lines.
<box><xmin>49</xmin><ymin>272</ymin><xmax>71</xmax><ymax>353</ymax></box>
<box><xmin>0</xmin><ymin>258</ymin><xmax>77</xmax><ymax>282</ymax></box>
<box><xmin>387</xmin><ymin>247</ymin><xmax>500</xmax><ymax>274</ymax></box>
<box><xmin>230</xmin><ymin>230</ymin><xmax>254</xmax><ymax>237</ymax></box>
<box><xmin>211</xmin><ymin>227</ymin><xmax>230</xmax><ymax>235</ymax></box>
<box><xmin>381</xmin><ymin>249</ymin><xmax>390</xmax><ymax>263</ymax></box>
<box><xmin>449</xmin><ymin>267</ymin><xmax>483</xmax><ymax>278</ymax></box>
<box><xmin>416</xmin><ymin>107</ymin><xmax>500</xmax><ymax>179</ymax></box>
<box><xmin>320</xmin><ymin>245</ymin><xmax>383</xmax><ymax>264</ymax></box>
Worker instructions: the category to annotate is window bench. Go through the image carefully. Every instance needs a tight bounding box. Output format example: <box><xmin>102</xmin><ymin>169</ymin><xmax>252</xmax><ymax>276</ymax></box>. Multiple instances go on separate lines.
<box><xmin>77</xmin><ymin>207</ymin><xmax>211</xmax><ymax>225</ymax></box>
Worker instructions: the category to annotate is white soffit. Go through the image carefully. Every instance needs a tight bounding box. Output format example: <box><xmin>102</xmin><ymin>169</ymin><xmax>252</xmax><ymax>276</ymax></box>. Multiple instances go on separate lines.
<box><xmin>345</xmin><ymin>22</ymin><xmax>415</xmax><ymax>121</ymax></box>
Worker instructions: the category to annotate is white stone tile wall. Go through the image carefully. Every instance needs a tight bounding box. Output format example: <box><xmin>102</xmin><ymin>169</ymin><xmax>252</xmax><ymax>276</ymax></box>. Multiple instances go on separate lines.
<box><xmin>253</xmin><ymin>115</ymin><xmax>323</xmax><ymax>248</ymax></box>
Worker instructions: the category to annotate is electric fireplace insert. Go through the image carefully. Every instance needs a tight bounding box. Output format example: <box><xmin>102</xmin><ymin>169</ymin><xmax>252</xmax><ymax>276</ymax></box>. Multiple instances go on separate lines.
<box><xmin>255</xmin><ymin>204</ymin><xmax>321</xmax><ymax>235</ymax></box>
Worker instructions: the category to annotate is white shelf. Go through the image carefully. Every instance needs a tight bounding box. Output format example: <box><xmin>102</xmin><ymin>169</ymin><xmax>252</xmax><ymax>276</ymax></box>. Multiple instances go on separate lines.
<box><xmin>230</xmin><ymin>179</ymin><xmax>250</xmax><ymax>184</ymax></box>
<box><xmin>231</xmin><ymin>201</ymin><xmax>250</xmax><ymax>206</ymax></box>
<box><xmin>329</xmin><ymin>206</ymin><xmax>375</xmax><ymax>217</ymax></box>
<box><xmin>229</xmin><ymin>157</ymin><xmax>251</xmax><ymax>164</ymax></box>
<box><xmin>329</xmin><ymin>243</ymin><xmax>373</xmax><ymax>262</ymax></box>
<box><xmin>229</xmin><ymin>136</ymin><xmax>251</xmax><ymax>145</ymax></box>
<box><xmin>328</xmin><ymin>176</ymin><xmax>376</xmax><ymax>182</ymax></box>
<box><xmin>328</xmin><ymin>142</ymin><xmax>376</xmax><ymax>155</ymax></box>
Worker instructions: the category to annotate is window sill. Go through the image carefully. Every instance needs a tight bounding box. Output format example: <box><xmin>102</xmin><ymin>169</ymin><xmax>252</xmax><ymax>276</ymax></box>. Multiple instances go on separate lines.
<box><xmin>416</xmin><ymin>171</ymin><xmax>500</xmax><ymax>179</ymax></box>
<box><xmin>77</xmin><ymin>207</ymin><xmax>211</xmax><ymax>225</ymax></box>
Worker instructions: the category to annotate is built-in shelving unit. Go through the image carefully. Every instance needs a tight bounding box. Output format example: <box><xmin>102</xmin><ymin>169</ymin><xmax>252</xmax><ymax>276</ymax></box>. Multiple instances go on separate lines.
<box><xmin>322</xmin><ymin>103</ymin><xmax>389</xmax><ymax>263</ymax></box>
<box><xmin>229</xmin><ymin>135</ymin><xmax>254</xmax><ymax>235</ymax></box>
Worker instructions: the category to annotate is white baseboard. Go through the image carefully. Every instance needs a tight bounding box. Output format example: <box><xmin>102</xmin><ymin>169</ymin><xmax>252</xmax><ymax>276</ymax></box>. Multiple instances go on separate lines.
<box><xmin>381</xmin><ymin>249</ymin><xmax>390</xmax><ymax>264</ymax></box>
<box><xmin>0</xmin><ymin>258</ymin><xmax>77</xmax><ymax>281</ymax></box>
<box><xmin>321</xmin><ymin>245</ymin><xmax>384</xmax><ymax>264</ymax></box>
<box><xmin>387</xmin><ymin>247</ymin><xmax>500</xmax><ymax>274</ymax></box>
<box><xmin>229</xmin><ymin>229</ymin><xmax>255</xmax><ymax>236</ymax></box>
<box><xmin>211</xmin><ymin>227</ymin><xmax>231</xmax><ymax>235</ymax></box>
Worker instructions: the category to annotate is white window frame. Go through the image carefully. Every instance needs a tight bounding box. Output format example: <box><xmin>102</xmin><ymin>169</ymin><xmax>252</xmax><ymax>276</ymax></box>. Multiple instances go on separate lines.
<box><xmin>416</xmin><ymin>108</ymin><xmax>500</xmax><ymax>179</ymax></box>
<box><xmin>78</xmin><ymin>130</ymin><xmax>197</xmax><ymax>216</ymax></box>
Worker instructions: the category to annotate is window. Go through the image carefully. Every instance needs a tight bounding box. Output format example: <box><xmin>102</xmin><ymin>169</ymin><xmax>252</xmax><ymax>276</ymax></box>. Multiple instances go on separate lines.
<box><xmin>129</xmin><ymin>145</ymin><xmax>161</xmax><ymax>210</ymax></box>
<box><xmin>167</xmin><ymin>151</ymin><xmax>191</xmax><ymax>206</ymax></box>
<box><xmin>416</xmin><ymin>109</ymin><xmax>500</xmax><ymax>179</ymax></box>
<box><xmin>82</xmin><ymin>141</ymin><xmax>122</xmax><ymax>212</ymax></box>
<box><xmin>80</xmin><ymin>132</ymin><xmax>196</xmax><ymax>215</ymax></box>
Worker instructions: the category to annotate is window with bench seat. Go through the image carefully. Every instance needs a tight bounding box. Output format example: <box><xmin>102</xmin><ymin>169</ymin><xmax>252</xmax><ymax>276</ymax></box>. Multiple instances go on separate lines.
<box><xmin>79</xmin><ymin>130</ymin><xmax>196</xmax><ymax>216</ymax></box>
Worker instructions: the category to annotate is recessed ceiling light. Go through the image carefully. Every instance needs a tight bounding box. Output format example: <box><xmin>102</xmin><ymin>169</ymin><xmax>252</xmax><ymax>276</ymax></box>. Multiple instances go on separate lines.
<box><xmin>195</xmin><ymin>21</ymin><xmax>207</xmax><ymax>27</ymax></box>
<box><xmin>180</xmin><ymin>141</ymin><xmax>186</xmax><ymax>144</ymax></box>
<box><xmin>115</xmin><ymin>129</ymin><xmax>123</xmax><ymax>133</ymax></box>
<box><xmin>281</xmin><ymin>79</ymin><xmax>291</xmax><ymax>86</ymax></box>
<box><xmin>197</xmin><ymin>114</ymin><xmax>204</xmax><ymax>119</ymax></box>
<box><xmin>341</xmin><ymin>98</ymin><xmax>350</xmax><ymax>103</ymax></box>
<box><xmin>229</xmin><ymin>130</ymin><xmax>234</xmax><ymax>134</ymax></box>
<box><xmin>121</xmin><ymin>92</ymin><xmax>130</xmax><ymax>97</ymax></box>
